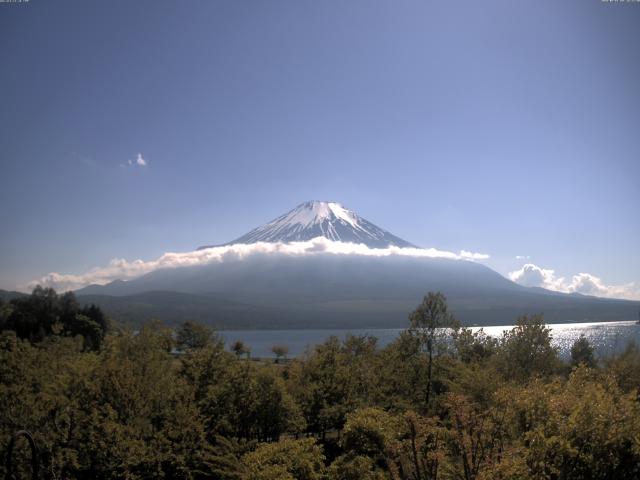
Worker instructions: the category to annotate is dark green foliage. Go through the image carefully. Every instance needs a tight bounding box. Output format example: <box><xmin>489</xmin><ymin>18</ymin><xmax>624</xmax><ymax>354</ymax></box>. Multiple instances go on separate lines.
<box><xmin>271</xmin><ymin>344</ymin><xmax>289</xmax><ymax>363</ymax></box>
<box><xmin>452</xmin><ymin>327</ymin><xmax>498</xmax><ymax>364</ymax></box>
<box><xmin>4</xmin><ymin>286</ymin><xmax>60</xmax><ymax>342</ymax></box>
<box><xmin>231</xmin><ymin>339</ymin><xmax>250</xmax><ymax>358</ymax></box>
<box><xmin>1</xmin><ymin>286</ymin><xmax>109</xmax><ymax>350</ymax></box>
<box><xmin>1</xmin><ymin>290</ymin><xmax>639</xmax><ymax>479</ymax></box>
<box><xmin>495</xmin><ymin>313</ymin><xmax>560</xmax><ymax>382</ymax></box>
<box><xmin>409</xmin><ymin>292</ymin><xmax>459</xmax><ymax>409</ymax></box>
<box><xmin>287</xmin><ymin>334</ymin><xmax>382</xmax><ymax>438</ymax></box>
<box><xmin>242</xmin><ymin>438</ymin><xmax>325</xmax><ymax>480</ymax></box>
<box><xmin>606</xmin><ymin>340</ymin><xmax>640</xmax><ymax>395</ymax></box>
<box><xmin>570</xmin><ymin>334</ymin><xmax>596</xmax><ymax>368</ymax></box>
<box><xmin>176</xmin><ymin>320</ymin><xmax>214</xmax><ymax>351</ymax></box>
<box><xmin>207</xmin><ymin>435</ymin><xmax>245</xmax><ymax>480</ymax></box>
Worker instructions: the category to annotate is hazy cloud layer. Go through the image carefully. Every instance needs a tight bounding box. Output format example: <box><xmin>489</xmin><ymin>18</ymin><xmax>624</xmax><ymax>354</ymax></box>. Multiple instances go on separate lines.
<box><xmin>27</xmin><ymin>238</ymin><xmax>489</xmax><ymax>292</ymax></box>
<box><xmin>509</xmin><ymin>263</ymin><xmax>640</xmax><ymax>300</ymax></box>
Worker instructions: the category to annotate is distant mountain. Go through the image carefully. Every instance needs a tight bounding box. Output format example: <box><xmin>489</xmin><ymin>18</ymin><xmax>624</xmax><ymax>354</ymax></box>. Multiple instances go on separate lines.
<box><xmin>0</xmin><ymin>289</ymin><xmax>27</xmax><ymax>302</ymax></box>
<box><xmin>198</xmin><ymin>201</ymin><xmax>416</xmax><ymax>249</ymax></box>
<box><xmin>77</xmin><ymin>254</ymin><xmax>640</xmax><ymax>329</ymax></box>
<box><xmin>76</xmin><ymin>291</ymin><xmax>294</xmax><ymax>329</ymax></box>
<box><xmin>74</xmin><ymin>201</ymin><xmax>640</xmax><ymax>329</ymax></box>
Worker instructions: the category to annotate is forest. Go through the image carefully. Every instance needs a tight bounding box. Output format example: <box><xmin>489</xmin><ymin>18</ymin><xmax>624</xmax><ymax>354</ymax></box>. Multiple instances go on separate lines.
<box><xmin>1</xmin><ymin>287</ymin><xmax>639</xmax><ymax>479</ymax></box>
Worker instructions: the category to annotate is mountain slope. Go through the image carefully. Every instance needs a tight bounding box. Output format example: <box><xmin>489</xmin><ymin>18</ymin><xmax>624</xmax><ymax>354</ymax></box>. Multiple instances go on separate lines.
<box><xmin>76</xmin><ymin>291</ymin><xmax>293</xmax><ymax>329</ymax></box>
<box><xmin>198</xmin><ymin>201</ymin><xmax>416</xmax><ymax>249</ymax></box>
<box><xmin>77</xmin><ymin>254</ymin><xmax>640</xmax><ymax>328</ymax></box>
<box><xmin>74</xmin><ymin>201</ymin><xmax>640</xmax><ymax>329</ymax></box>
<box><xmin>0</xmin><ymin>289</ymin><xmax>28</xmax><ymax>302</ymax></box>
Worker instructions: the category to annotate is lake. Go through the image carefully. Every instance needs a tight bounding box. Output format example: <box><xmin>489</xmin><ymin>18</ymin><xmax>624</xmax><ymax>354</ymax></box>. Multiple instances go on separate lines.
<box><xmin>219</xmin><ymin>321</ymin><xmax>640</xmax><ymax>359</ymax></box>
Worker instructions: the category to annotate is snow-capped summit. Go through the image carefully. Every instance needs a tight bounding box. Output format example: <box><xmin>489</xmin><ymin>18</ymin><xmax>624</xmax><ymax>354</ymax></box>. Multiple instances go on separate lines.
<box><xmin>199</xmin><ymin>201</ymin><xmax>416</xmax><ymax>249</ymax></box>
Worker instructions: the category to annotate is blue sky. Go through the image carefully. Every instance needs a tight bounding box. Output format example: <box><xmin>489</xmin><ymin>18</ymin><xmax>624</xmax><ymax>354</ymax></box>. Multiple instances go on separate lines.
<box><xmin>1</xmin><ymin>0</ymin><xmax>639</xmax><ymax>297</ymax></box>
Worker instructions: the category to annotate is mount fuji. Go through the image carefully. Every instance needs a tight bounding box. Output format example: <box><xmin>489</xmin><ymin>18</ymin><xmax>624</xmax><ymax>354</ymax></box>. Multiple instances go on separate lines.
<box><xmin>76</xmin><ymin>201</ymin><xmax>640</xmax><ymax>329</ymax></box>
<box><xmin>199</xmin><ymin>201</ymin><xmax>416</xmax><ymax>249</ymax></box>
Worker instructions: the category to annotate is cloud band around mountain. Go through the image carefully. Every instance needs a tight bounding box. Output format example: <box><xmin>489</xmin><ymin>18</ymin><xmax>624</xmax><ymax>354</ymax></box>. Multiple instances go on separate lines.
<box><xmin>27</xmin><ymin>238</ymin><xmax>490</xmax><ymax>292</ymax></box>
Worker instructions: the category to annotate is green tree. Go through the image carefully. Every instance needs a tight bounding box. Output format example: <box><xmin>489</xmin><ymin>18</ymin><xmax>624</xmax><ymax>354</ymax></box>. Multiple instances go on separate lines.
<box><xmin>199</xmin><ymin>358</ymin><xmax>303</xmax><ymax>442</ymax></box>
<box><xmin>0</xmin><ymin>332</ymin><xmax>93</xmax><ymax>479</ymax></box>
<box><xmin>271</xmin><ymin>344</ymin><xmax>289</xmax><ymax>363</ymax></box>
<box><xmin>64</xmin><ymin>313</ymin><xmax>104</xmax><ymax>351</ymax></box>
<box><xmin>1</xmin><ymin>287</ymin><xmax>108</xmax><ymax>350</ymax></box>
<box><xmin>76</xmin><ymin>328</ymin><xmax>217</xmax><ymax>478</ymax></box>
<box><xmin>444</xmin><ymin>393</ymin><xmax>507</xmax><ymax>480</ymax></box>
<box><xmin>253</xmin><ymin>367</ymin><xmax>305</xmax><ymax>440</ymax></box>
<box><xmin>179</xmin><ymin>338</ymin><xmax>232</xmax><ymax>404</ymax></box>
<box><xmin>452</xmin><ymin>327</ymin><xmax>497</xmax><ymax>364</ymax></box>
<box><xmin>341</xmin><ymin>407</ymin><xmax>398</xmax><ymax>467</ymax></box>
<box><xmin>409</xmin><ymin>292</ymin><xmax>459</xmax><ymax>409</ymax></box>
<box><xmin>328</xmin><ymin>454</ymin><xmax>388</xmax><ymax>480</ymax></box>
<box><xmin>570</xmin><ymin>334</ymin><xmax>596</xmax><ymax>368</ymax></box>
<box><xmin>607</xmin><ymin>340</ymin><xmax>640</xmax><ymax>396</ymax></box>
<box><xmin>176</xmin><ymin>320</ymin><xmax>214</xmax><ymax>351</ymax></box>
<box><xmin>390</xmin><ymin>411</ymin><xmax>446</xmax><ymax>480</ymax></box>
<box><xmin>378</xmin><ymin>330</ymin><xmax>428</xmax><ymax>410</ymax></box>
<box><xmin>242</xmin><ymin>438</ymin><xmax>325</xmax><ymax>480</ymax></box>
<box><xmin>288</xmin><ymin>336</ymin><xmax>344</xmax><ymax>437</ymax></box>
<box><xmin>0</xmin><ymin>297</ymin><xmax>13</xmax><ymax>330</ymax></box>
<box><xmin>231</xmin><ymin>340</ymin><xmax>250</xmax><ymax>358</ymax></box>
<box><xmin>78</xmin><ymin>303</ymin><xmax>109</xmax><ymax>343</ymax></box>
<box><xmin>4</xmin><ymin>286</ymin><xmax>59</xmax><ymax>342</ymax></box>
<box><xmin>287</xmin><ymin>335</ymin><xmax>382</xmax><ymax>438</ymax></box>
<box><xmin>207</xmin><ymin>435</ymin><xmax>246</xmax><ymax>480</ymax></box>
<box><xmin>494</xmin><ymin>314</ymin><xmax>560</xmax><ymax>382</ymax></box>
<box><xmin>503</xmin><ymin>366</ymin><xmax>640</xmax><ymax>479</ymax></box>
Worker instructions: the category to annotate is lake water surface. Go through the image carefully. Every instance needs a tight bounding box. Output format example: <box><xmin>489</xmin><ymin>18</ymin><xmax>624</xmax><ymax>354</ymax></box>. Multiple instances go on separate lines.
<box><xmin>219</xmin><ymin>321</ymin><xmax>640</xmax><ymax>359</ymax></box>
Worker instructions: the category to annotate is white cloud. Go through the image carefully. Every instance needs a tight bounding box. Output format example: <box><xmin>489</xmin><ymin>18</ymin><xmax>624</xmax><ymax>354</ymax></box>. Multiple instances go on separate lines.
<box><xmin>124</xmin><ymin>153</ymin><xmax>147</xmax><ymax>167</ymax></box>
<box><xmin>515</xmin><ymin>255</ymin><xmax>530</xmax><ymax>260</ymax></box>
<box><xmin>460</xmin><ymin>250</ymin><xmax>490</xmax><ymax>260</ymax></box>
<box><xmin>508</xmin><ymin>263</ymin><xmax>565</xmax><ymax>290</ymax></box>
<box><xmin>509</xmin><ymin>263</ymin><xmax>640</xmax><ymax>300</ymax></box>
<box><xmin>26</xmin><ymin>238</ymin><xmax>490</xmax><ymax>292</ymax></box>
<box><xmin>566</xmin><ymin>273</ymin><xmax>639</xmax><ymax>299</ymax></box>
